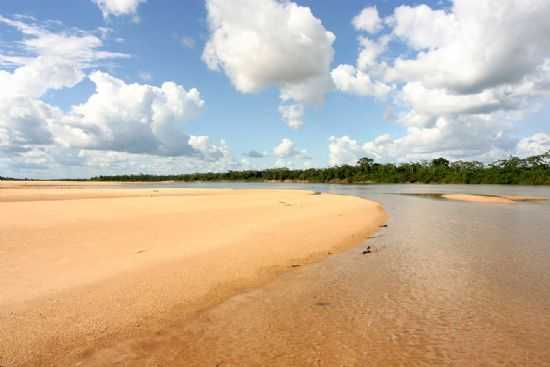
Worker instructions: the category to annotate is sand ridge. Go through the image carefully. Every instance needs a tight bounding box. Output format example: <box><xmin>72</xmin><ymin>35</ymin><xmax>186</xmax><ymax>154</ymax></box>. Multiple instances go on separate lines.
<box><xmin>442</xmin><ymin>193</ymin><xmax>547</xmax><ymax>203</ymax></box>
<box><xmin>0</xmin><ymin>187</ymin><xmax>387</xmax><ymax>367</ymax></box>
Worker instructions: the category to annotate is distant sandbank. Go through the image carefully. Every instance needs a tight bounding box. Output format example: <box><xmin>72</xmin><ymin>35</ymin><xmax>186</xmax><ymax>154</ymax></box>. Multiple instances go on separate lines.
<box><xmin>0</xmin><ymin>186</ymin><xmax>386</xmax><ymax>367</ymax></box>
<box><xmin>442</xmin><ymin>193</ymin><xmax>547</xmax><ymax>204</ymax></box>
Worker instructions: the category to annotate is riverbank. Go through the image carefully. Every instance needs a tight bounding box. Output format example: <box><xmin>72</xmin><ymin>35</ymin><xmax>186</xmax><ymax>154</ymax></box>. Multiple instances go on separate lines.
<box><xmin>0</xmin><ymin>186</ymin><xmax>386</xmax><ymax>367</ymax></box>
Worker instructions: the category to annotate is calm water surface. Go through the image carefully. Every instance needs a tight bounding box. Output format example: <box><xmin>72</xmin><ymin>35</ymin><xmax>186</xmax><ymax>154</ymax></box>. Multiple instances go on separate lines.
<box><xmin>122</xmin><ymin>183</ymin><xmax>550</xmax><ymax>366</ymax></box>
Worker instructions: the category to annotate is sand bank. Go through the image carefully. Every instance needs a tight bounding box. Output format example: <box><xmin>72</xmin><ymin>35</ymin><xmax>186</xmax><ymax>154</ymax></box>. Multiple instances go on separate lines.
<box><xmin>442</xmin><ymin>193</ymin><xmax>547</xmax><ymax>203</ymax></box>
<box><xmin>0</xmin><ymin>187</ymin><xmax>386</xmax><ymax>367</ymax></box>
<box><xmin>0</xmin><ymin>180</ymin><xmax>124</xmax><ymax>189</ymax></box>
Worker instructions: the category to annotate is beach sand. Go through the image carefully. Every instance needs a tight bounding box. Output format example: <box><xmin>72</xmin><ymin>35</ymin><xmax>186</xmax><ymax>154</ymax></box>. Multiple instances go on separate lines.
<box><xmin>0</xmin><ymin>185</ymin><xmax>386</xmax><ymax>367</ymax></box>
<box><xmin>442</xmin><ymin>193</ymin><xmax>547</xmax><ymax>203</ymax></box>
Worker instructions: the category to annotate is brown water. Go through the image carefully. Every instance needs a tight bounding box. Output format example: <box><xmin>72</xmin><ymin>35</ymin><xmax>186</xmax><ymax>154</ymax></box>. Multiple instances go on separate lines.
<box><xmin>78</xmin><ymin>184</ymin><xmax>550</xmax><ymax>366</ymax></box>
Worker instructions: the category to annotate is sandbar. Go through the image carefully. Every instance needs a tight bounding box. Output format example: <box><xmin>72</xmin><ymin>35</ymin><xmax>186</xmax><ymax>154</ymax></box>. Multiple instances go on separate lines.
<box><xmin>442</xmin><ymin>193</ymin><xmax>547</xmax><ymax>204</ymax></box>
<box><xmin>0</xmin><ymin>186</ymin><xmax>386</xmax><ymax>366</ymax></box>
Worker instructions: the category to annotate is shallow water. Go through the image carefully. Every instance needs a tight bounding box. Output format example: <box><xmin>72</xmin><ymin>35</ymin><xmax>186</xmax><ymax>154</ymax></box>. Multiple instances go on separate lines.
<box><xmin>109</xmin><ymin>183</ymin><xmax>550</xmax><ymax>365</ymax></box>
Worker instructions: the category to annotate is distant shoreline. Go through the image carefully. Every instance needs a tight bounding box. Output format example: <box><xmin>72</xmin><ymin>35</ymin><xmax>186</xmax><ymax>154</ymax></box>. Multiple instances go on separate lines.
<box><xmin>2</xmin><ymin>151</ymin><xmax>549</xmax><ymax>185</ymax></box>
<box><xmin>2</xmin><ymin>178</ymin><xmax>550</xmax><ymax>186</ymax></box>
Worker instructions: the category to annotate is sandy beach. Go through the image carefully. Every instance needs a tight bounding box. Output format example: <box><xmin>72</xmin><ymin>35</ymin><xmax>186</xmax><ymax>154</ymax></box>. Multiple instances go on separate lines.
<box><xmin>0</xmin><ymin>185</ymin><xmax>386</xmax><ymax>367</ymax></box>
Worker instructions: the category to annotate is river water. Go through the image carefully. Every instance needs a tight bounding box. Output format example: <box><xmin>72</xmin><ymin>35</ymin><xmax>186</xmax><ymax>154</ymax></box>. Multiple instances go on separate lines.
<box><xmin>124</xmin><ymin>183</ymin><xmax>550</xmax><ymax>366</ymax></box>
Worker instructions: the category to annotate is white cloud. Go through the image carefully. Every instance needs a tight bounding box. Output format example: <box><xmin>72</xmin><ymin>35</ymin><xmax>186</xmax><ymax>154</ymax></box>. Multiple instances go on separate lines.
<box><xmin>361</xmin><ymin>116</ymin><xmax>516</xmax><ymax>162</ymax></box>
<box><xmin>386</xmin><ymin>1</ymin><xmax>550</xmax><ymax>94</ymax></box>
<box><xmin>331</xmin><ymin>64</ymin><xmax>391</xmax><ymax>98</ymax></box>
<box><xmin>188</xmin><ymin>136</ymin><xmax>231</xmax><ymax>161</ymax></box>
<box><xmin>0</xmin><ymin>15</ymin><xmax>128</xmax><ymax>99</ymax></box>
<box><xmin>0</xmin><ymin>15</ymin><xmax>128</xmax><ymax>155</ymax></box>
<box><xmin>516</xmin><ymin>133</ymin><xmax>550</xmax><ymax>157</ymax></box>
<box><xmin>0</xmin><ymin>97</ymin><xmax>60</xmax><ymax>149</ymax></box>
<box><xmin>278</xmin><ymin>104</ymin><xmax>304</xmax><ymax>129</ymax></box>
<box><xmin>389</xmin><ymin>5</ymin><xmax>457</xmax><ymax>51</ymax></box>
<box><xmin>356</xmin><ymin>35</ymin><xmax>390</xmax><ymax>72</ymax></box>
<box><xmin>62</xmin><ymin>71</ymin><xmax>205</xmax><ymax>156</ymax></box>
<box><xmin>273</xmin><ymin>138</ymin><xmax>309</xmax><ymax>159</ymax></box>
<box><xmin>352</xmin><ymin>6</ymin><xmax>382</xmax><ymax>33</ymax></box>
<box><xmin>330</xmin><ymin>114</ymin><xmax>519</xmax><ymax>165</ymax></box>
<box><xmin>397</xmin><ymin>82</ymin><xmax>519</xmax><ymax>127</ymax></box>
<box><xmin>331</xmin><ymin>34</ymin><xmax>391</xmax><ymax>99</ymax></box>
<box><xmin>92</xmin><ymin>0</ymin><xmax>146</xmax><ymax>19</ymax></box>
<box><xmin>336</xmin><ymin>0</ymin><xmax>550</xmax><ymax>162</ymax></box>
<box><xmin>328</xmin><ymin>136</ymin><xmax>365</xmax><ymax>166</ymax></box>
<box><xmin>202</xmin><ymin>0</ymin><xmax>335</xmax><ymax>125</ymax></box>
<box><xmin>0</xmin><ymin>16</ymin><xmax>237</xmax><ymax>177</ymax></box>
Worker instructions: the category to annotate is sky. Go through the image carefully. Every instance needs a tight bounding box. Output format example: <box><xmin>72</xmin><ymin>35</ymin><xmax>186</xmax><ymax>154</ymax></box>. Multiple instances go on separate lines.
<box><xmin>0</xmin><ymin>0</ymin><xmax>549</xmax><ymax>178</ymax></box>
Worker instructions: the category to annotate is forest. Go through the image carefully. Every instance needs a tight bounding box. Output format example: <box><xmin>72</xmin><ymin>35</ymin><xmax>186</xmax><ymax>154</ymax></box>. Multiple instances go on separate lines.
<box><xmin>89</xmin><ymin>151</ymin><xmax>550</xmax><ymax>185</ymax></box>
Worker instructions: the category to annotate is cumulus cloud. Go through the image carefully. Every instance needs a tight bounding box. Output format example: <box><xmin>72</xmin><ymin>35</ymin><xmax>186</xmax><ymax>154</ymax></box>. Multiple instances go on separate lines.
<box><xmin>0</xmin><ymin>98</ymin><xmax>60</xmax><ymax>150</ymax></box>
<box><xmin>362</xmin><ymin>116</ymin><xmax>517</xmax><ymax>162</ymax></box>
<box><xmin>331</xmin><ymin>33</ymin><xmax>391</xmax><ymax>98</ymax></box>
<box><xmin>0</xmin><ymin>15</ymin><xmax>128</xmax><ymax>155</ymax></box>
<box><xmin>273</xmin><ymin>138</ymin><xmax>309</xmax><ymax>160</ymax></box>
<box><xmin>516</xmin><ymin>133</ymin><xmax>550</xmax><ymax>157</ymax></box>
<box><xmin>202</xmin><ymin>0</ymin><xmax>335</xmax><ymax>126</ymax></box>
<box><xmin>278</xmin><ymin>104</ymin><xmax>304</xmax><ymax>129</ymax></box>
<box><xmin>386</xmin><ymin>1</ymin><xmax>550</xmax><ymax>94</ymax></box>
<box><xmin>356</xmin><ymin>36</ymin><xmax>390</xmax><ymax>72</ymax></box>
<box><xmin>331</xmin><ymin>64</ymin><xmax>391</xmax><ymax>98</ymax></box>
<box><xmin>336</xmin><ymin>0</ymin><xmax>550</xmax><ymax>162</ymax></box>
<box><xmin>329</xmin><ymin>114</ymin><xmax>519</xmax><ymax>165</ymax></box>
<box><xmin>188</xmin><ymin>135</ymin><xmax>232</xmax><ymax>161</ymax></box>
<box><xmin>352</xmin><ymin>6</ymin><xmax>382</xmax><ymax>33</ymax></box>
<box><xmin>328</xmin><ymin>136</ymin><xmax>365</xmax><ymax>166</ymax></box>
<box><xmin>92</xmin><ymin>0</ymin><xmax>146</xmax><ymax>19</ymax></box>
<box><xmin>397</xmin><ymin>82</ymin><xmax>519</xmax><ymax>127</ymax></box>
<box><xmin>60</xmin><ymin>71</ymin><xmax>205</xmax><ymax>156</ymax></box>
<box><xmin>0</xmin><ymin>16</ymin><xmax>232</xmax><ymax>177</ymax></box>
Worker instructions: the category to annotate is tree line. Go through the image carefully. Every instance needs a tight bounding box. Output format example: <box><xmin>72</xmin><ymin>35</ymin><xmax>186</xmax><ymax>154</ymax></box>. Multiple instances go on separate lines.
<box><xmin>90</xmin><ymin>151</ymin><xmax>550</xmax><ymax>185</ymax></box>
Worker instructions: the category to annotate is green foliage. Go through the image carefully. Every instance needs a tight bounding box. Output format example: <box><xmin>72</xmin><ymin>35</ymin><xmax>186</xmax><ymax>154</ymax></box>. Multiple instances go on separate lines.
<box><xmin>91</xmin><ymin>151</ymin><xmax>550</xmax><ymax>185</ymax></box>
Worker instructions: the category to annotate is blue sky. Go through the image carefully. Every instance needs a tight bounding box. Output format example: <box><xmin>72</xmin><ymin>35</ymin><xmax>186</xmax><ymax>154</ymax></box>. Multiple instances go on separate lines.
<box><xmin>0</xmin><ymin>0</ymin><xmax>548</xmax><ymax>178</ymax></box>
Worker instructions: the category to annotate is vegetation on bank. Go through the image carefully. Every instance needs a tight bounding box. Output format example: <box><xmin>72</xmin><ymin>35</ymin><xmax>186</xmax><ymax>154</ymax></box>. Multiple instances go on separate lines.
<box><xmin>90</xmin><ymin>151</ymin><xmax>550</xmax><ymax>185</ymax></box>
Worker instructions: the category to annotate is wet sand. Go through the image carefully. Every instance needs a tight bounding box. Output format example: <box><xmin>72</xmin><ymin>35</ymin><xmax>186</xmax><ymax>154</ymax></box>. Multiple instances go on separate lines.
<box><xmin>442</xmin><ymin>193</ymin><xmax>547</xmax><ymax>203</ymax></box>
<box><xmin>0</xmin><ymin>186</ymin><xmax>386</xmax><ymax>367</ymax></box>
